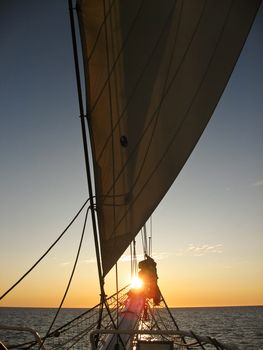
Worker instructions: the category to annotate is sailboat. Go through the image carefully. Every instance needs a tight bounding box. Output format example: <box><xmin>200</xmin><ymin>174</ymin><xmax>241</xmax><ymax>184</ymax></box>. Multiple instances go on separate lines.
<box><xmin>0</xmin><ymin>0</ymin><xmax>262</xmax><ymax>349</ymax></box>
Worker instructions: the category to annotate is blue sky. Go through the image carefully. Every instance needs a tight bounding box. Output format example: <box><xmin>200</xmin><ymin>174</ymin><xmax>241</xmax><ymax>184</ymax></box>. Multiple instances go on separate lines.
<box><xmin>0</xmin><ymin>1</ymin><xmax>262</xmax><ymax>307</ymax></box>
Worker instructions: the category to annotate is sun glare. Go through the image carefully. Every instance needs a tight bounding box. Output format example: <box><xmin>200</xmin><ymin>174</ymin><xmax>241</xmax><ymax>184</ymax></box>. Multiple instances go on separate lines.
<box><xmin>131</xmin><ymin>276</ymin><xmax>143</xmax><ymax>289</ymax></box>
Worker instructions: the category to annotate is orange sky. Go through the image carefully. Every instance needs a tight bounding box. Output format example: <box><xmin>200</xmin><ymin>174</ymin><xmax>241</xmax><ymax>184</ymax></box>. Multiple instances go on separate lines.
<box><xmin>0</xmin><ymin>2</ymin><xmax>262</xmax><ymax>310</ymax></box>
<box><xmin>1</xmin><ymin>251</ymin><xmax>262</xmax><ymax>308</ymax></box>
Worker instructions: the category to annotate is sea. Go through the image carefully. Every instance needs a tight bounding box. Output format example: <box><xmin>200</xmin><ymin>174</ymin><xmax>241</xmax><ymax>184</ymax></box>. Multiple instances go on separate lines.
<box><xmin>0</xmin><ymin>306</ymin><xmax>262</xmax><ymax>349</ymax></box>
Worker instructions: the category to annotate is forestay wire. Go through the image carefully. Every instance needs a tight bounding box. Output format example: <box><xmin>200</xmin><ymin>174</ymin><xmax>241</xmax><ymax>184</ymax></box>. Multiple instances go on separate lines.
<box><xmin>38</xmin><ymin>207</ymin><xmax>90</xmax><ymax>350</ymax></box>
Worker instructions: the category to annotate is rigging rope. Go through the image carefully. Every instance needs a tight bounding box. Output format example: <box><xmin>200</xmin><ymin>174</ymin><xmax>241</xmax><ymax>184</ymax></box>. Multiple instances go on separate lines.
<box><xmin>38</xmin><ymin>207</ymin><xmax>90</xmax><ymax>350</ymax></box>
<box><xmin>131</xmin><ymin>239</ymin><xmax>137</xmax><ymax>278</ymax></box>
<box><xmin>115</xmin><ymin>262</ymin><xmax>119</xmax><ymax>328</ymax></box>
<box><xmin>141</xmin><ymin>225</ymin><xmax>148</xmax><ymax>256</ymax></box>
<box><xmin>0</xmin><ymin>199</ymin><xmax>90</xmax><ymax>302</ymax></box>
<box><xmin>149</xmin><ymin>216</ymin><xmax>152</xmax><ymax>257</ymax></box>
<box><xmin>130</xmin><ymin>242</ymin><xmax>134</xmax><ymax>277</ymax></box>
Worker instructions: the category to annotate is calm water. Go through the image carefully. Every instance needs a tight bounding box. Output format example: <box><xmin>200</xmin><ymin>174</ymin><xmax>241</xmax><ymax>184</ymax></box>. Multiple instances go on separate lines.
<box><xmin>171</xmin><ymin>306</ymin><xmax>263</xmax><ymax>349</ymax></box>
<box><xmin>0</xmin><ymin>306</ymin><xmax>262</xmax><ymax>349</ymax></box>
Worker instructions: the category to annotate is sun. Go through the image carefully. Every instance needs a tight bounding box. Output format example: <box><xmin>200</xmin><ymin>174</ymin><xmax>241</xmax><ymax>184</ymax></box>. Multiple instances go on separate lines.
<box><xmin>130</xmin><ymin>276</ymin><xmax>143</xmax><ymax>289</ymax></box>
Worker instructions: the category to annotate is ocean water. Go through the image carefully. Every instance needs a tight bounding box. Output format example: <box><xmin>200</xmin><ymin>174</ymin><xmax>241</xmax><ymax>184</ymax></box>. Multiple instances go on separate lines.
<box><xmin>171</xmin><ymin>306</ymin><xmax>263</xmax><ymax>349</ymax></box>
<box><xmin>0</xmin><ymin>306</ymin><xmax>262</xmax><ymax>349</ymax></box>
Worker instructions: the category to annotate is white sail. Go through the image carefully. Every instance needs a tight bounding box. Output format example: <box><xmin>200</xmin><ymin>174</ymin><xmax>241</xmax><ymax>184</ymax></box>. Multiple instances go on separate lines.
<box><xmin>77</xmin><ymin>0</ymin><xmax>261</xmax><ymax>276</ymax></box>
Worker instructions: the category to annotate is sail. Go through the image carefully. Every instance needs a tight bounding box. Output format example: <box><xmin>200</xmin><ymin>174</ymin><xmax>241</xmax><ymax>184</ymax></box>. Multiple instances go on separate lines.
<box><xmin>77</xmin><ymin>0</ymin><xmax>261</xmax><ymax>276</ymax></box>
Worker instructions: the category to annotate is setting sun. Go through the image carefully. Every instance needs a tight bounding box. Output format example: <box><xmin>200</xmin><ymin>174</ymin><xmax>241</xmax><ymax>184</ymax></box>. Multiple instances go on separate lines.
<box><xmin>130</xmin><ymin>276</ymin><xmax>143</xmax><ymax>289</ymax></box>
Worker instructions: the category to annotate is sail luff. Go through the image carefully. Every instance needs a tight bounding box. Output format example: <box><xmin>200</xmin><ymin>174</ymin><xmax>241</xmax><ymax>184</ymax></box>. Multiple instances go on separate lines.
<box><xmin>77</xmin><ymin>0</ymin><xmax>262</xmax><ymax>276</ymax></box>
<box><xmin>70</xmin><ymin>0</ymin><xmax>106</xmax><ymax>294</ymax></box>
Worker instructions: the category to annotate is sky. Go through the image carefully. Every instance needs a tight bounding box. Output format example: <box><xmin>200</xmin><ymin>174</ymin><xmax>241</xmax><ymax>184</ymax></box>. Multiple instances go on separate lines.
<box><xmin>0</xmin><ymin>1</ymin><xmax>262</xmax><ymax>308</ymax></box>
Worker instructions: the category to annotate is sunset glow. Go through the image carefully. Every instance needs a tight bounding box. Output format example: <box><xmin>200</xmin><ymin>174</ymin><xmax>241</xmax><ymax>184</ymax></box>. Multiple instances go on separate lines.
<box><xmin>0</xmin><ymin>2</ymin><xmax>262</xmax><ymax>310</ymax></box>
<box><xmin>131</xmin><ymin>276</ymin><xmax>143</xmax><ymax>289</ymax></box>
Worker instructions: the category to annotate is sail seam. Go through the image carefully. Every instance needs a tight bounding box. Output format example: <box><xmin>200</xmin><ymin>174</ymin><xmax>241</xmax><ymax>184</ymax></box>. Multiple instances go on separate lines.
<box><xmin>86</xmin><ymin>0</ymin><xmax>116</xmax><ymax>63</ymax></box>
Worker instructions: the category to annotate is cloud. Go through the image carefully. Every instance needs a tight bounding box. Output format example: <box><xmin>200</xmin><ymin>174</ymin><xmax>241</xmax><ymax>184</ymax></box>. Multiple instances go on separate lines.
<box><xmin>187</xmin><ymin>243</ymin><xmax>223</xmax><ymax>256</ymax></box>
<box><xmin>252</xmin><ymin>179</ymin><xmax>263</xmax><ymax>187</ymax></box>
<box><xmin>176</xmin><ymin>244</ymin><xmax>223</xmax><ymax>257</ymax></box>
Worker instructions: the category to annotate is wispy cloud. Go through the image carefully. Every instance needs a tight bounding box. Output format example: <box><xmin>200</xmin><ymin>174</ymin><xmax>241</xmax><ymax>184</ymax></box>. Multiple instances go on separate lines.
<box><xmin>176</xmin><ymin>244</ymin><xmax>223</xmax><ymax>257</ymax></box>
<box><xmin>252</xmin><ymin>179</ymin><xmax>263</xmax><ymax>187</ymax></box>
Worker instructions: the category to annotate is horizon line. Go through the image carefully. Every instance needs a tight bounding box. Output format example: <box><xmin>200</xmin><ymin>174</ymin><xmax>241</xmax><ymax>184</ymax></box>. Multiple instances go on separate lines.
<box><xmin>1</xmin><ymin>304</ymin><xmax>262</xmax><ymax>309</ymax></box>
